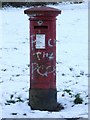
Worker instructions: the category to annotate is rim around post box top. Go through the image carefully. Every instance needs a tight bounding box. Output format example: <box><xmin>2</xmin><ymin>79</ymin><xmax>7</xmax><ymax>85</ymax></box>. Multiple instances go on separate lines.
<box><xmin>24</xmin><ymin>6</ymin><xmax>61</xmax><ymax>17</ymax></box>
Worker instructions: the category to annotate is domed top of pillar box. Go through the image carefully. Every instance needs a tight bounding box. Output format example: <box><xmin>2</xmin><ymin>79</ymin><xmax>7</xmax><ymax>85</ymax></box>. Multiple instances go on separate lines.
<box><xmin>24</xmin><ymin>6</ymin><xmax>61</xmax><ymax>18</ymax></box>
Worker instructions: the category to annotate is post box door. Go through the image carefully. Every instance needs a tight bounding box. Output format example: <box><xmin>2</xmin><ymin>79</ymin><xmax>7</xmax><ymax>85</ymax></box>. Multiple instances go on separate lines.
<box><xmin>30</xmin><ymin>20</ymin><xmax>56</xmax><ymax>89</ymax></box>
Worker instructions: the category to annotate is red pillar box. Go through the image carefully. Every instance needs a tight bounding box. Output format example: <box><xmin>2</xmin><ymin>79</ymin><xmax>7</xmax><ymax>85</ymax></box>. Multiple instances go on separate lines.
<box><xmin>24</xmin><ymin>6</ymin><xmax>62</xmax><ymax>111</ymax></box>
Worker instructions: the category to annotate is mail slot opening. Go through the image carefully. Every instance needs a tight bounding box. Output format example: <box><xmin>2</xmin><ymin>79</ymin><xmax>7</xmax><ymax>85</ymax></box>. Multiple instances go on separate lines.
<box><xmin>34</xmin><ymin>26</ymin><xmax>48</xmax><ymax>29</ymax></box>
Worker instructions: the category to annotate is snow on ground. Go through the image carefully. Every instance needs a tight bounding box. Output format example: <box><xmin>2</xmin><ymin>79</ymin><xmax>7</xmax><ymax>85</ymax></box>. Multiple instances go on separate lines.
<box><xmin>0</xmin><ymin>2</ymin><xmax>88</xmax><ymax>118</ymax></box>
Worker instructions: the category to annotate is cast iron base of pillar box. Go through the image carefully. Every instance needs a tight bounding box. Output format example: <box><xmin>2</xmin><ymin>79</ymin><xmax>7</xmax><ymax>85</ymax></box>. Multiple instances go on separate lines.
<box><xmin>29</xmin><ymin>88</ymin><xmax>64</xmax><ymax>111</ymax></box>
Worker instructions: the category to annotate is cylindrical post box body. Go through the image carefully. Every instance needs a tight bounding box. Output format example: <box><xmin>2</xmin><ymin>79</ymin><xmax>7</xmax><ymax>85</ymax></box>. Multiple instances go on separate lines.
<box><xmin>24</xmin><ymin>7</ymin><xmax>61</xmax><ymax>111</ymax></box>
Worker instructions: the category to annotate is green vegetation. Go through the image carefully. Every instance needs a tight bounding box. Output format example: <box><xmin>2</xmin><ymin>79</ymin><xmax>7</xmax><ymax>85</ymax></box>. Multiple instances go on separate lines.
<box><xmin>2</xmin><ymin>2</ymin><xmax>58</xmax><ymax>7</ymax></box>
<box><xmin>74</xmin><ymin>93</ymin><xmax>83</xmax><ymax>104</ymax></box>
<box><xmin>63</xmin><ymin>89</ymin><xmax>72</xmax><ymax>95</ymax></box>
<box><xmin>62</xmin><ymin>89</ymin><xmax>84</xmax><ymax>105</ymax></box>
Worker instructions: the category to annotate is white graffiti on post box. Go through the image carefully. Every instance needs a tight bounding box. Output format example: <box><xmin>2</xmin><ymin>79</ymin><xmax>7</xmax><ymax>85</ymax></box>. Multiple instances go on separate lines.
<box><xmin>31</xmin><ymin>34</ymin><xmax>56</xmax><ymax>78</ymax></box>
<box><xmin>32</xmin><ymin>63</ymin><xmax>56</xmax><ymax>77</ymax></box>
<box><xmin>33</xmin><ymin>52</ymin><xmax>54</xmax><ymax>61</ymax></box>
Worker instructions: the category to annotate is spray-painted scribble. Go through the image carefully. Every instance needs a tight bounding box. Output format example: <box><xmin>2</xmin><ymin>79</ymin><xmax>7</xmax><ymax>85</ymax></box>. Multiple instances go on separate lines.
<box><xmin>33</xmin><ymin>52</ymin><xmax>54</xmax><ymax>61</ymax></box>
<box><xmin>30</xmin><ymin>34</ymin><xmax>56</xmax><ymax>78</ymax></box>
<box><xmin>30</xmin><ymin>34</ymin><xmax>35</xmax><ymax>50</ymax></box>
<box><xmin>33</xmin><ymin>52</ymin><xmax>42</xmax><ymax>61</ymax></box>
<box><xmin>32</xmin><ymin>62</ymin><xmax>56</xmax><ymax>77</ymax></box>
<box><xmin>48</xmin><ymin>39</ymin><xmax>53</xmax><ymax>47</ymax></box>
